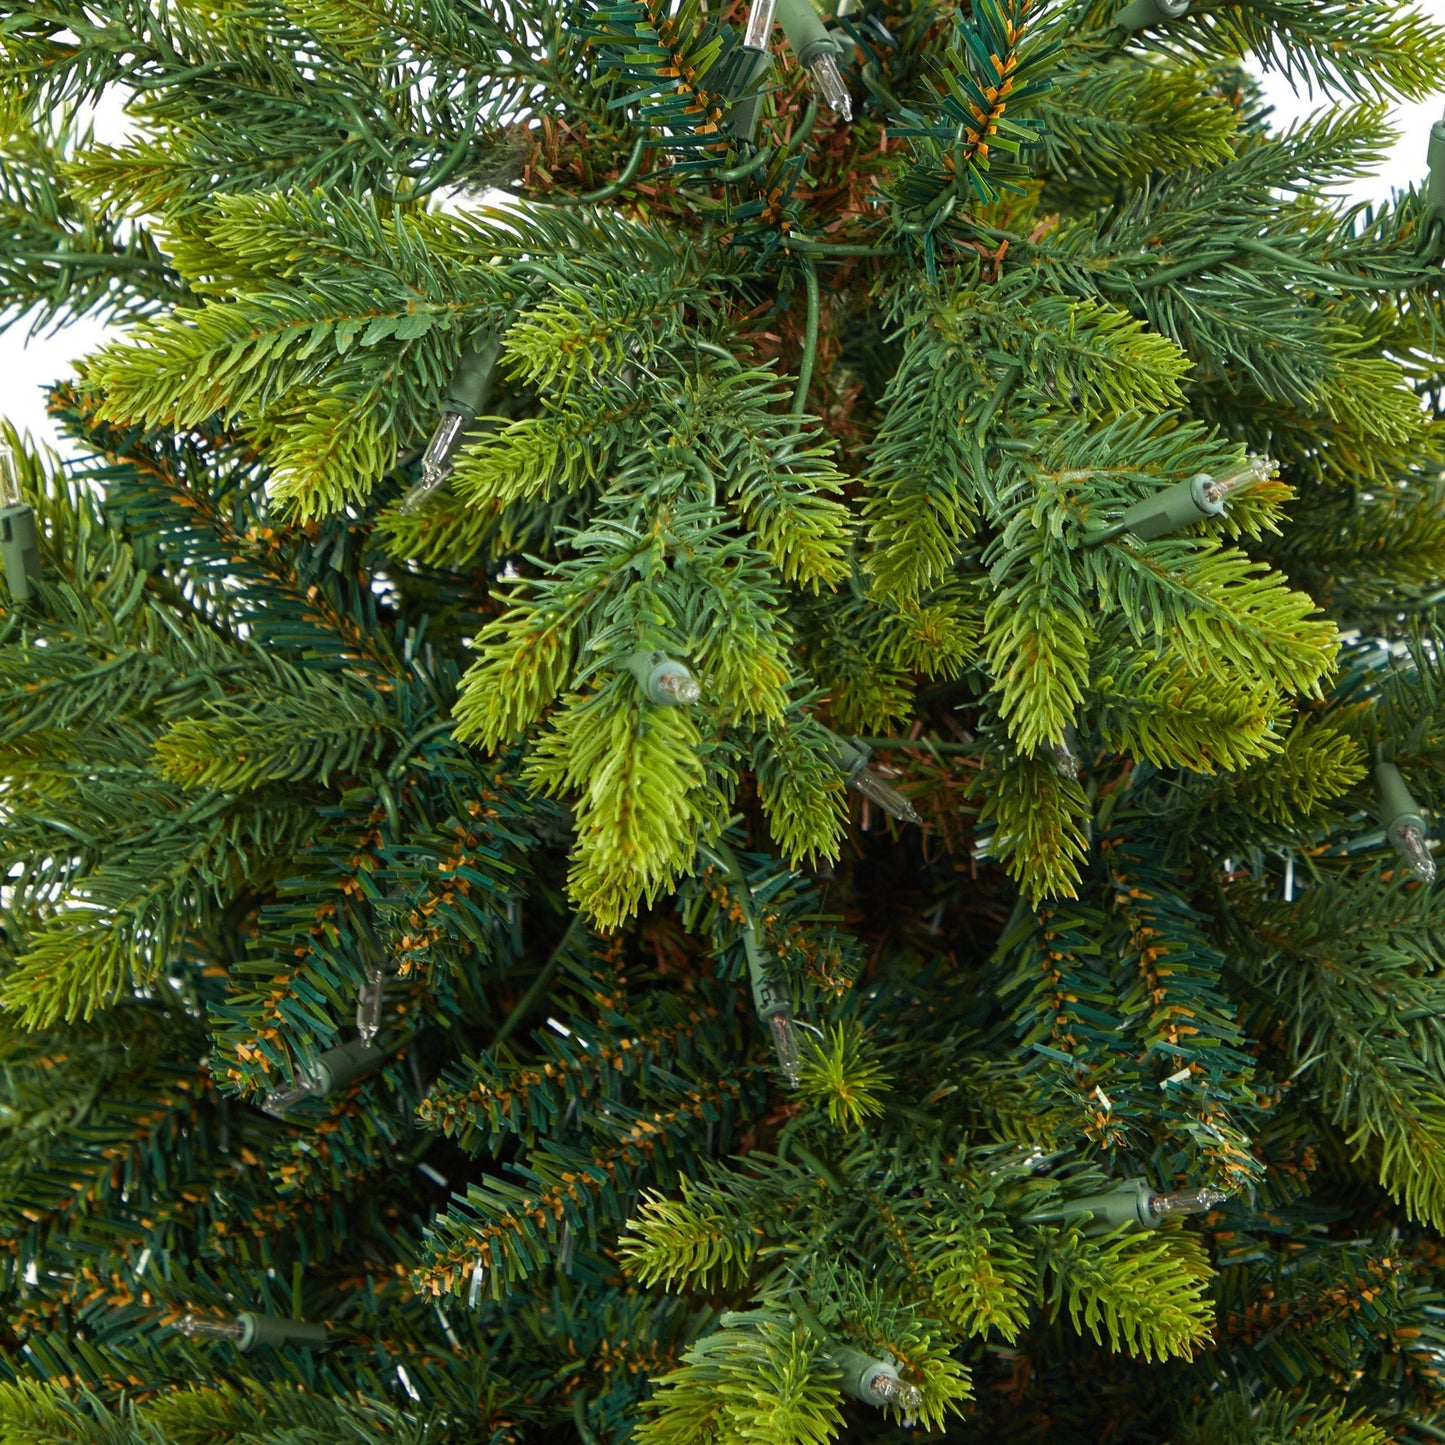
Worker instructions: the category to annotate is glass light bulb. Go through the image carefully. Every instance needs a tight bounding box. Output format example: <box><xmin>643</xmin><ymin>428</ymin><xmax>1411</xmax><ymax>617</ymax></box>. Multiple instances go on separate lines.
<box><xmin>0</xmin><ymin>442</ymin><xmax>21</xmax><ymax>510</ymax></box>
<box><xmin>768</xmin><ymin>1010</ymin><xmax>803</xmax><ymax>1087</ymax></box>
<box><xmin>355</xmin><ymin>968</ymin><xmax>385</xmax><ymax>1046</ymax></box>
<box><xmin>847</xmin><ymin>768</ymin><xmax>921</xmax><ymax>825</ymax></box>
<box><xmin>1046</xmin><ymin>738</ymin><xmax>1081</xmax><ymax>781</ymax></box>
<box><xmin>401</xmin><ymin>411</ymin><xmax>469</xmax><ymax>513</ymax></box>
<box><xmin>260</xmin><ymin>1079</ymin><xmax>319</xmax><ymax>1118</ymax></box>
<box><xmin>1394</xmin><ymin>822</ymin><xmax>1437</xmax><ymax>884</ymax></box>
<box><xmin>654</xmin><ymin>669</ymin><xmax>701</xmax><ymax>706</ymax></box>
<box><xmin>398</xmin><ymin>473</ymin><xmax>445</xmax><ymax>514</ymax></box>
<box><xmin>1148</xmin><ymin>1185</ymin><xmax>1229</xmax><ymax>1219</ymax></box>
<box><xmin>1200</xmin><ymin>454</ymin><xmax>1272</xmax><ymax>506</ymax></box>
<box><xmin>869</xmin><ymin>1373</ymin><xmax>923</xmax><ymax>1412</ymax></box>
<box><xmin>421</xmin><ymin>410</ymin><xmax>468</xmax><ymax>479</ymax></box>
<box><xmin>743</xmin><ymin>0</ymin><xmax>777</xmax><ymax>50</ymax></box>
<box><xmin>176</xmin><ymin>1312</ymin><xmax>247</xmax><ymax>1342</ymax></box>
<box><xmin>807</xmin><ymin>52</ymin><xmax>852</xmax><ymax>121</ymax></box>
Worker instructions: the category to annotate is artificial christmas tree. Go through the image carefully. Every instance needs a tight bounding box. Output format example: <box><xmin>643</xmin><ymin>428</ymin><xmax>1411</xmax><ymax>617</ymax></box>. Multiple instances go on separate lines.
<box><xmin>2</xmin><ymin>0</ymin><xmax>1445</xmax><ymax>1439</ymax></box>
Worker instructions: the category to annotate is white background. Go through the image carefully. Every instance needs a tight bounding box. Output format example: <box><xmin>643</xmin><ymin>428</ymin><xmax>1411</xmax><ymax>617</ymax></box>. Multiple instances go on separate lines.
<box><xmin>3</xmin><ymin>25</ymin><xmax>1444</xmax><ymax>454</ymax></box>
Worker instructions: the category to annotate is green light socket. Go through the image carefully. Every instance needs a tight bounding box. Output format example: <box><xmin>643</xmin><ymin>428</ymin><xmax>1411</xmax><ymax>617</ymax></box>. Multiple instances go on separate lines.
<box><xmin>237</xmin><ymin>1312</ymin><xmax>329</xmax><ymax>1353</ymax></box>
<box><xmin>1112</xmin><ymin>473</ymin><xmax>1219</xmax><ymax>542</ymax></box>
<box><xmin>440</xmin><ymin>337</ymin><xmax>502</xmax><ymax>419</ymax></box>
<box><xmin>0</xmin><ymin>504</ymin><xmax>40</xmax><ymax>603</ymax></box>
<box><xmin>624</xmin><ymin>648</ymin><xmax>699</xmax><ymax>705</ymax></box>
<box><xmin>1375</xmin><ymin>762</ymin><xmax>1427</xmax><ymax>847</ymax></box>
<box><xmin>775</xmin><ymin>0</ymin><xmax>841</xmax><ymax>67</ymax></box>
<box><xmin>1115</xmin><ymin>0</ymin><xmax>1189</xmax><ymax>30</ymax></box>
<box><xmin>742</xmin><ymin>921</ymin><xmax>790</xmax><ymax>1021</ymax></box>
<box><xmin>1425</xmin><ymin>119</ymin><xmax>1445</xmax><ymax>227</ymax></box>
<box><xmin>830</xmin><ymin>733</ymin><xmax>871</xmax><ymax>781</ymax></box>
<box><xmin>729</xmin><ymin>46</ymin><xmax>776</xmax><ymax>146</ymax></box>
<box><xmin>831</xmin><ymin>1345</ymin><xmax>899</xmax><ymax>1402</ymax></box>
<box><xmin>312</xmin><ymin>1039</ymin><xmax>383</xmax><ymax>1095</ymax></box>
<box><xmin>1028</xmin><ymin>1176</ymin><xmax>1157</xmax><ymax>1235</ymax></box>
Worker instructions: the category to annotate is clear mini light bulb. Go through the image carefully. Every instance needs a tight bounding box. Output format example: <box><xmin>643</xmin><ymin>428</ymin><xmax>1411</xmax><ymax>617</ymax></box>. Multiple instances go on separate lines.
<box><xmin>651</xmin><ymin>667</ymin><xmax>702</xmax><ymax>706</ymax></box>
<box><xmin>1394</xmin><ymin>821</ymin><xmax>1437</xmax><ymax>884</ymax></box>
<box><xmin>847</xmin><ymin>766</ymin><xmax>921</xmax><ymax>823</ymax></box>
<box><xmin>1148</xmin><ymin>1185</ymin><xmax>1229</xmax><ymax>1219</ymax></box>
<box><xmin>178</xmin><ymin>1310</ymin><xmax>328</xmax><ymax>1352</ymax></box>
<box><xmin>260</xmin><ymin>1076</ymin><xmax>320</xmax><ymax>1118</ymax></box>
<box><xmin>1086</xmin><ymin>453</ymin><xmax>1275</xmax><ymax>546</ymax></box>
<box><xmin>355</xmin><ymin>967</ymin><xmax>385</xmax><ymax>1046</ymax></box>
<box><xmin>1198</xmin><ymin>453</ymin><xmax>1272</xmax><ymax>507</ymax></box>
<box><xmin>400</xmin><ymin>339</ymin><xmax>501</xmax><ymax>513</ymax></box>
<box><xmin>768</xmin><ymin>1010</ymin><xmax>803</xmax><ymax>1087</ymax></box>
<box><xmin>1046</xmin><ymin>735</ymin><xmax>1081</xmax><ymax>782</ymax></box>
<box><xmin>0</xmin><ymin>439</ymin><xmax>41</xmax><ymax>603</ymax></box>
<box><xmin>868</xmin><ymin>1373</ymin><xmax>924</xmax><ymax>1412</ymax></box>
<box><xmin>0</xmin><ymin>441</ymin><xmax>22</xmax><ymax>509</ymax></box>
<box><xmin>176</xmin><ymin>1313</ymin><xmax>247</xmax><ymax>1343</ymax></box>
<box><xmin>1376</xmin><ymin>762</ymin><xmax>1436</xmax><ymax>885</ymax></box>
<box><xmin>1023</xmin><ymin>1176</ymin><xmax>1228</xmax><ymax>1234</ymax></box>
<box><xmin>626</xmin><ymin>649</ymin><xmax>702</xmax><ymax>707</ymax></box>
<box><xmin>401</xmin><ymin>414</ymin><xmax>469</xmax><ymax>514</ymax></box>
<box><xmin>259</xmin><ymin>1039</ymin><xmax>382</xmax><ymax>1118</ymax></box>
<box><xmin>834</xmin><ymin>1346</ymin><xmax>923</xmax><ymax>1416</ymax></box>
<box><xmin>832</xmin><ymin>735</ymin><xmax>921</xmax><ymax>824</ymax></box>
<box><xmin>807</xmin><ymin>51</ymin><xmax>852</xmax><ymax>121</ymax></box>
<box><xmin>743</xmin><ymin>0</ymin><xmax>778</xmax><ymax>49</ymax></box>
<box><xmin>775</xmin><ymin>0</ymin><xmax>853</xmax><ymax>122</ymax></box>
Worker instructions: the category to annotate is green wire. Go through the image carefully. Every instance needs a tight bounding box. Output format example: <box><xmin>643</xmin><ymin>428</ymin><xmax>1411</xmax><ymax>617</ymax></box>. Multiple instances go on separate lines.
<box><xmin>507</xmin><ymin>259</ymin><xmax>571</xmax><ymax>290</ymax></box>
<box><xmin>385</xmin><ymin>718</ymin><xmax>456</xmax><ymax>783</ymax></box>
<box><xmin>895</xmin><ymin>192</ymin><xmax>956</xmax><ymax>235</ymax></box>
<box><xmin>1235</xmin><ymin>236</ymin><xmax>1378</xmax><ymax>289</ymax></box>
<box><xmin>786</xmin><ymin>236</ymin><xmax>895</xmax><ymax>257</ymax></box>
<box><xmin>349</xmin><ymin>93</ymin><xmax>481</xmax><ymax>204</ymax></box>
<box><xmin>709</xmin><ymin>96</ymin><xmax>814</xmax><ymax>185</ymax></box>
<box><xmin>859</xmin><ymin>737</ymin><xmax>974</xmax><ymax>754</ymax></box>
<box><xmin>572</xmin><ymin>1395</ymin><xmax>599</xmax><ymax>1445</ymax></box>
<box><xmin>786</xmin><ymin>98</ymin><xmax>820</xmax><ymax>153</ymax></box>
<box><xmin>694</xmin><ymin>340</ymin><xmax>736</xmax><ymax>364</ymax></box>
<box><xmin>858</xmin><ymin>59</ymin><xmax>905</xmax><ymax>112</ymax></box>
<box><xmin>790</xmin><ymin>1143</ymin><xmax>843</xmax><ymax>1191</ymax></box>
<box><xmin>788</xmin><ymin>1290</ymin><xmax>832</xmax><ymax>1342</ymax></box>
<box><xmin>713</xmin><ymin>144</ymin><xmax>775</xmax><ymax>183</ymax></box>
<box><xmin>543</xmin><ymin>132</ymin><xmax>650</xmax><ymax>205</ymax></box>
<box><xmin>488</xmin><ymin>915</ymin><xmax>587</xmax><ymax>1050</ymax></box>
<box><xmin>791</xmin><ymin>256</ymin><xmax>820</xmax><ymax>418</ymax></box>
<box><xmin>1079</xmin><ymin>520</ymin><xmax>1131</xmax><ymax>547</ymax></box>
